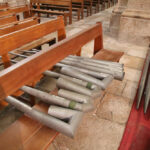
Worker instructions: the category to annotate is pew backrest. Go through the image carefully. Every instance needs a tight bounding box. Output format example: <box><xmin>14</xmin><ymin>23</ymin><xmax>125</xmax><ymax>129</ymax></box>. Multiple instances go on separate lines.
<box><xmin>0</xmin><ymin>17</ymin><xmax>40</xmax><ymax>36</ymax></box>
<box><xmin>0</xmin><ymin>14</ymin><xmax>17</xmax><ymax>26</ymax></box>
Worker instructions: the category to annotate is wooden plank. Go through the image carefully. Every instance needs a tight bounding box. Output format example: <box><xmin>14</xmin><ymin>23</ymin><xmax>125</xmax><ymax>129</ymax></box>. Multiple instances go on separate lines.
<box><xmin>10</xmin><ymin>5</ymin><xmax>29</xmax><ymax>14</ymax></box>
<box><xmin>93</xmin><ymin>49</ymin><xmax>124</xmax><ymax>62</ymax></box>
<box><xmin>0</xmin><ymin>16</ymin><xmax>65</xmax><ymax>56</ymax></box>
<box><xmin>0</xmin><ymin>16</ymin><xmax>38</xmax><ymax>28</ymax></box>
<box><xmin>23</xmin><ymin>126</ymin><xmax>58</xmax><ymax>150</ymax></box>
<box><xmin>0</xmin><ymin>22</ymin><xmax>102</xmax><ymax>100</ymax></box>
<box><xmin>0</xmin><ymin>17</ymin><xmax>40</xmax><ymax>36</ymax></box>
<box><xmin>0</xmin><ymin>15</ymin><xmax>17</xmax><ymax>26</ymax></box>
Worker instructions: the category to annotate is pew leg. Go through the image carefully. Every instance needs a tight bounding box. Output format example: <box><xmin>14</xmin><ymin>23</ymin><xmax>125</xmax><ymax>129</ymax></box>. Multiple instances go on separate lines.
<box><xmin>76</xmin><ymin>48</ymin><xmax>82</xmax><ymax>56</ymax></box>
<box><xmin>69</xmin><ymin>15</ymin><xmax>72</xmax><ymax>25</ymax></box>
<box><xmin>87</xmin><ymin>7</ymin><xmax>89</xmax><ymax>17</ymax></box>
<box><xmin>64</xmin><ymin>15</ymin><xmax>67</xmax><ymax>26</ymax></box>
<box><xmin>2</xmin><ymin>54</ymin><xmax>11</xmax><ymax>68</ymax></box>
<box><xmin>38</xmin><ymin>12</ymin><xmax>41</xmax><ymax>17</ymax></box>
<box><xmin>90</xmin><ymin>6</ymin><xmax>92</xmax><ymax>15</ymax></box>
<box><xmin>47</xmin><ymin>13</ymin><xmax>49</xmax><ymax>18</ymax></box>
<box><xmin>81</xmin><ymin>9</ymin><xmax>84</xmax><ymax>19</ymax></box>
<box><xmin>77</xmin><ymin>10</ymin><xmax>80</xmax><ymax>21</ymax></box>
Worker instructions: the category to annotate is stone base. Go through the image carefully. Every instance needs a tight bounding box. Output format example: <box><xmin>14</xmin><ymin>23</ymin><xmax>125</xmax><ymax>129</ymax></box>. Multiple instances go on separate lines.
<box><xmin>109</xmin><ymin>12</ymin><xmax>121</xmax><ymax>37</ymax></box>
<box><xmin>109</xmin><ymin>6</ymin><xmax>127</xmax><ymax>37</ymax></box>
<box><xmin>118</xmin><ymin>15</ymin><xmax>150</xmax><ymax>46</ymax></box>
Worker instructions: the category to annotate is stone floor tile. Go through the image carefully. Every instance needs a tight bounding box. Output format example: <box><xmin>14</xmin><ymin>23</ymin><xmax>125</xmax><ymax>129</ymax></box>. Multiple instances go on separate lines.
<box><xmin>53</xmin><ymin>116</ymin><xmax>125</xmax><ymax>150</ymax></box>
<box><xmin>124</xmin><ymin>67</ymin><xmax>141</xmax><ymax>82</ymax></box>
<box><xmin>126</xmin><ymin>47</ymin><xmax>147</xmax><ymax>58</ymax></box>
<box><xmin>66</xmin><ymin>28</ymin><xmax>83</xmax><ymax>37</ymax></box>
<box><xmin>106</xmin><ymin>79</ymin><xmax>127</xmax><ymax>96</ymax></box>
<box><xmin>96</xmin><ymin>93</ymin><xmax>131</xmax><ymax>124</ymax></box>
<box><xmin>120</xmin><ymin>55</ymin><xmax>144</xmax><ymax>70</ymax></box>
<box><xmin>122</xmin><ymin>80</ymin><xmax>138</xmax><ymax>101</ymax></box>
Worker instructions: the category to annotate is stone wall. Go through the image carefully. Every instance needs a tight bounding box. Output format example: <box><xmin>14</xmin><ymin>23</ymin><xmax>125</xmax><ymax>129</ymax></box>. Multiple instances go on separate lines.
<box><xmin>110</xmin><ymin>0</ymin><xmax>150</xmax><ymax>46</ymax></box>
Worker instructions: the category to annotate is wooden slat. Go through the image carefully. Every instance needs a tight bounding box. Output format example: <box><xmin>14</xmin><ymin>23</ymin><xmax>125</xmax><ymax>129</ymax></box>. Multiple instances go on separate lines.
<box><xmin>10</xmin><ymin>5</ymin><xmax>29</xmax><ymax>14</ymax></box>
<box><xmin>0</xmin><ymin>22</ymin><xmax>102</xmax><ymax>100</ymax></box>
<box><xmin>93</xmin><ymin>49</ymin><xmax>124</xmax><ymax>62</ymax></box>
<box><xmin>0</xmin><ymin>16</ymin><xmax>38</xmax><ymax>28</ymax></box>
<box><xmin>0</xmin><ymin>17</ymin><xmax>40</xmax><ymax>36</ymax></box>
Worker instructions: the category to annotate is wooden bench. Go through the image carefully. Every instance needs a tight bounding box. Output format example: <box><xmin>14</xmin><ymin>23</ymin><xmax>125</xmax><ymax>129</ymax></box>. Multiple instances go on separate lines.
<box><xmin>72</xmin><ymin>0</ymin><xmax>91</xmax><ymax>17</ymax></box>
<box><xmin>0</xmin><ymin>5</ymin><xmax>31</xmax><ymax>19</ymax></box>
<box><xmin>0</xmin><ymin>20</ymin><xmax>103</xmax><ymax>150</ymax></box>
<box><xmin>33</xmin><ymin>0</ymin><xmax>84</xmax><ymax>20</ymax></box>
<box><xmin>0</xmin><ymin>14</ymin><xmax>18</xmax><ymax>26</ymax></box>
<box><xmin>31</xmin><ymin>0</ymin><xmax>72</xmax><ymax>25</ymax></box>
<box><xmin>0</xmin><ymin>17</ymin><xmax>40</xmax><ymax>36</ymax></box>
<box><xmin>0</xmin><ymin>16</ymin><xmax>66</xmax><ymax>69</ymax></box>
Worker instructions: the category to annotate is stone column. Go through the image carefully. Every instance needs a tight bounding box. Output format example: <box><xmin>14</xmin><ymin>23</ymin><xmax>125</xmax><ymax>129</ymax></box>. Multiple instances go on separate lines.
<box><xmin>109</xmin><ymin>0</ymin><xmax>128</xmax><ymax>37</ymax></box>
<box><xmin>118</xmin><ymin>0</ymin><xmax>150</xmax><ymax>46</ymax></box>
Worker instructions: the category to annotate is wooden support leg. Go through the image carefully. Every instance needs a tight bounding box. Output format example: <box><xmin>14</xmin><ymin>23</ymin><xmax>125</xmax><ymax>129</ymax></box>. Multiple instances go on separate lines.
<box><xmin>64</xmin><ymin>15</ymin><xmax>67</xmax><ymax>26</ymax></box>
<box><xmin>38</xmin><ymin>12</ymin><xmax>41</xmax><ymax>17</ymax></box>
<box><xmin>90</xmin><ymin>6</ymin><xmax>92</xmax><ymax>15</ymax></box>
<box><xmin>87</xmin><ymin>7</ymin><xmax>89</xmax><ymax>17</ymax></box>
<box><xmin>69</xmin><ymin>14</ymin><xmax>72</xmax><ymax>25</ymax></box>
<box><xmin>76</xmin><ymin>48</ymin><xmax>82</xmax><ymax>56</ymax></box>
<box><xmin>81</xmin><ymin>9</ymin><xmax>84</xmax><ymax>19</ymax></box>
<box><xmin>77</xmin><ymin>10</ymin><xmax>80</xmax><ymax>21</ymax></box>
<box><xmin>2</xmin><ymin>54</ymin><xmax>11</xmax><ymax>68</ymax></box>
<box><xmin>58</xmin><ymin>16</ymin><xmax>66</xmax><ymax>41</ymax></box>
<box><xmin>94</xmin><ymin>22</ymin><xmax>103</xmax><ymax>54</ymax></box>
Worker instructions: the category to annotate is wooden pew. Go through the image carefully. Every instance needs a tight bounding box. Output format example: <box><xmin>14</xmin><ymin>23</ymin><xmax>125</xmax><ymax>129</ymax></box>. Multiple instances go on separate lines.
<box><xmin>0</xmin><ymin>17</ymin><xmax>40</xmax><ymax>36</ymax></box>
<box><xmin>0</xmin><ymin>16</ymin><xmax>66</xmax><ymax>69</ymax></box>
<box><xmin>0</xmin><ymin>21</ymin><xmax>103</xmax><ymax>150</ymax></box>
<box><xmin>37</xmin><ymin>0</ymin><xmax>83</xmax><ymax>20</ymax></box>
<box><xmin>0</xmin><ymin>5</ymin><xmax>31</xmax><ymax>19</ymax></box>
<box><xmin>0</xmin><ymin>14</ymin><xmax>18</xmax><ymax>26</ymax></box>
<box><xmin>30</xmin><ymin>0</ymin><xmax>72</xmax><ymax>25</ymax></box>
<box><xmin>72</xmin><ymin>0</ymin><xmax>91</xmax><ymax>17</ymax></box>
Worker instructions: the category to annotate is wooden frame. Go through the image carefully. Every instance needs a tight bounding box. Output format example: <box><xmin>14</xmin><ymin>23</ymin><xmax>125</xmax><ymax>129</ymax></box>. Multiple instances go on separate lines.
<box><xmin>0</xmin><ymin>22</ymin><xmax>102</xmax><ymax>100</ymax></box>
<box><xmin>0</xmin><ymin>17</ymin><xmax>40</xmax><ymax>36</ymax></box>
<box><xmin>31</xmin><ymin>0</ymin><xmax>72</xmax><ymax>25</ymax></box>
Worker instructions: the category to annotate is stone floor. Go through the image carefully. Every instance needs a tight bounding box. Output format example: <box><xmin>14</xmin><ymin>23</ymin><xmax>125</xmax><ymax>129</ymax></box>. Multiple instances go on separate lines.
<box><xmin>0</xmin><ymin>6</ymin><xmax>148</xmax><ymax>150</ymax></box>
<box><xmin>46</xmin><ymin>7</ymin><xmax>148</xmax><ymax>150</ymax></box>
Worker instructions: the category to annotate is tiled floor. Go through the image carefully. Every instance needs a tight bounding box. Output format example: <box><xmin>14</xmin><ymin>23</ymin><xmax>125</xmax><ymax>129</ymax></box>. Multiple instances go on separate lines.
<box><xmin>47</xmin><ymin>7</ymin><xmax>148</xmax><ymax>150</ymax></box>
